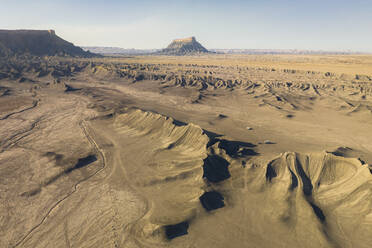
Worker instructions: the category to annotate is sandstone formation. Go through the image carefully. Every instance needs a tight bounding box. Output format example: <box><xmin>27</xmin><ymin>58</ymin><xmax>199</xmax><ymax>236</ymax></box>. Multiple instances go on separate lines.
<box><xmin>0</xmin><ymin>29</ymin><xmax>97</xmax><ymax>58</ymax></box>
<box><xmin>159</xmin><ymin>37</ymin><xmax>210</xmax><ymax>55</ymax></box>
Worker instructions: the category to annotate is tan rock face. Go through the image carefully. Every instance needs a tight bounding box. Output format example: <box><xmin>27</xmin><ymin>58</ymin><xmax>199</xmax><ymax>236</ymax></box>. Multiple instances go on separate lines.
<box><xmin>160</xmin><ymin>36</ymin><xmax>209</xmax><ymax>55</ymax></box>
<box><xmin>173</xmin><ymin>37</ymin><xmax>196</xmax><ymax>43</ymax></box>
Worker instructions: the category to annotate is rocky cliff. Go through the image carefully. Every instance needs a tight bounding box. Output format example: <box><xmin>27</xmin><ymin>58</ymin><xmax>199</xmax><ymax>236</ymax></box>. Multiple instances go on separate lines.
<box><xmin>159</xmin><ymin>37</ymin><xmax>210</xmax><ymax>55</ymax></box>
<box><xmin>0</xmin><ymin>29</ymin><xmax>97</xmax><ymax>58</ymax></box>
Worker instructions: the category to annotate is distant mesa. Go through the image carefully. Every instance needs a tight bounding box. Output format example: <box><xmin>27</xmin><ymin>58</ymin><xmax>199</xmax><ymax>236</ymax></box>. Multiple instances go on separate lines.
<box><xmin>0</xmin><ymin>29</ymin><xmax>98</xmax><ymax>58</ymax></box>
<box><xmin>159</xmin><ymin>36</ymin><xmax>211</xmax><ymax>55</ymax></box>
<box><xmin>83</xmin><ymin>37</ymin><xmax>211</xmax><ymax>56</ymax></box>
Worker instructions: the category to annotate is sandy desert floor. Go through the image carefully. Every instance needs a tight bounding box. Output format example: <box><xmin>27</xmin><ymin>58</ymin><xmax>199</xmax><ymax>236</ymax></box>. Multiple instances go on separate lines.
<box><xmin>1</xmin><ymin>54</ymin><xmax>372</xmax><ymax>248</ymax></box>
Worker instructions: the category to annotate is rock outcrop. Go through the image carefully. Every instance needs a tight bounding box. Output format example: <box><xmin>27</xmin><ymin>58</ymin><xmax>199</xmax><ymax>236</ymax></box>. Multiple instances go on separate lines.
<box><xmin>0</xmin><ymin>29</ymin><xmax>97</xmax><ymax>58</ymax></box>
<box><xmin>159</xmin><ymin>37</ymin><xmax>210</xmax><ymax>55</ymax></box>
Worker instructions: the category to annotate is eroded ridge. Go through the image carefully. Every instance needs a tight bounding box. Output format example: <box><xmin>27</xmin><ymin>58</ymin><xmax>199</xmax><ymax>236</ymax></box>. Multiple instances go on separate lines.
<box><xmin>109</xmin><ymin>109</ymin><xmax>372</xmax><ymax>247</ymax></box>
<box><xmin>105</xmin><ymin>109</ymin><xmax>256</xmax><ymax>244</ymax></box>
<box><xmin>265</xmin><ymin>152</ymin><xmax>372</xmax><ymax>247</ymax></box>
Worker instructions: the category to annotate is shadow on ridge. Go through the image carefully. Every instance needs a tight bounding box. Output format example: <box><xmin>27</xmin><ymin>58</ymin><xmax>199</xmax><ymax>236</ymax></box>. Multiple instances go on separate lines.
<box><xmin>65</xmin><ymin>155</ymin><xmax>97</xmax><ymax>174</ymax></box>
<box><xmin>203</xmin><ymin>155</ymin><xmax>230</xmax><ymax>183</ymax></box>
<box><xmin>218</xmin><ymin>139</ymin><xmax>258</xmax><ymax>158</ymax></box>
<box><xmin>172</xmin><ymin>119</ymin><xmax>188</xmax><ymax>126</ymax></box>
<box><xmin>199</xmin><ymin>191</ymin><xmax>225</xmax><ymax>211</ymax></box>
<box><xmin>164</xmin><ymin>221</ymin><xmax>189</xmax><ymax>240</ymax></box>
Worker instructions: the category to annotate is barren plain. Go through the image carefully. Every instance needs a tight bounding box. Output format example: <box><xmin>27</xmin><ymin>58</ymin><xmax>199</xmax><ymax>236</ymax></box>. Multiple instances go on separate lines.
<box><xmin>1</xmin><ymin>54</ymin><xmax>372</xmax><ymax>248</ymax></box>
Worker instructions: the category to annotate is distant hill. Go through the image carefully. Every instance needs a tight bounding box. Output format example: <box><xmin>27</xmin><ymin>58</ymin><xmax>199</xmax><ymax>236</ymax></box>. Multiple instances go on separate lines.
<box><xmin>83</xmin><ymin>37</ymin><xmax>211</xmax><ymax>56</ymax></box>
<box><xmin>0</xmin><ymin>29</ymin><xmax>97</xmax><ymax>58</ymax></box>
<box><xmin>210</xmin><ymin>49</ymin><xmax>367</xmax><ymax>55</ymax></box>
<box><xmin>159</xmin><ymin>37</ymin><xmax>210</xmax><ymax>55</ymax></box>
<box><xmin>83</xmin><ymin>43</ymin><xmax>369</xmax><ymax>56</ymax></box>
<box><xmin>82</xmin><ymin>47</ymin><xmax>160</xmax><ymax>55</ymax></box>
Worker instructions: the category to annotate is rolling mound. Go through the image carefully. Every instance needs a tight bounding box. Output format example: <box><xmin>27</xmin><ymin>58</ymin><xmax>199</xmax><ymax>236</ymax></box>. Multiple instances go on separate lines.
<box><xmin>263</xmin><ymin>152</ymin><xmax>372</xmax><ymax>247</ymax></box>
<box><xmin>110</xmin><ymin>109</ymin><xmax>224</xmax><ymax>243</ymax></box>
<box><xmin>79</xmin><ymin>109</ymin><xmax>257</xmax><ymax>246</ymax></box>
<box><xmin>0</xmin><ymin>29</ymin><xmax>96</xmax><ymax>58</ymax></box>
<box><xmin>159</xmin><ymin>37</ymin><xmax>210</xmax><ymax>55</ymax></box>
<box><xmin>86</xmin><ymin>109</ymin><xmax>372</xmax><ymax>247</ymax></box>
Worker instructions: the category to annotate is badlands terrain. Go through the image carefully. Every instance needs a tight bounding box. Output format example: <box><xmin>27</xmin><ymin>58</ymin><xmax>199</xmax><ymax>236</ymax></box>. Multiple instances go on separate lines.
<box><xmin>1</xmin><ymin>52</ymin><xmax>372</xmax><ymax>248</ymax></box>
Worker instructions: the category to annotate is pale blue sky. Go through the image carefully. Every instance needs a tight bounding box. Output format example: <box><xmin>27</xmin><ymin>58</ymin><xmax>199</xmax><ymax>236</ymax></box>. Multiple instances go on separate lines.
<box><xmin>1</xmin><ymin>0</ymin><xmax>371</xmax><ymax>51</ymax></box>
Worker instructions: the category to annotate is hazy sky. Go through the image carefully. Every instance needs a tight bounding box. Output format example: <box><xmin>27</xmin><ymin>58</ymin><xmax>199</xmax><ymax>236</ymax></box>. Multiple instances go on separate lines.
<box><xmin>1</xmin><ymin>0</ymin><xmax>372</xmax><ymax>51</ymax></box>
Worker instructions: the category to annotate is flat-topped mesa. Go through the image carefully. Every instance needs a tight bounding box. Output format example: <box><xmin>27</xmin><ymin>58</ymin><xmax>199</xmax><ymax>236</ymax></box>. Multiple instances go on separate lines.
<box><xmin>0</xmin><ymin>29</ymin><xmax>98</xmax><ymax>58</ymax></box>
<box><xmin>159</xmin><ymin>36</ymin><xmax>210</xmax><ymax>55</ymax></box>
<box><xmin>173</xmin><ymin>37</ymin><xmax>196</xmax><ymax>43</ymax></box>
